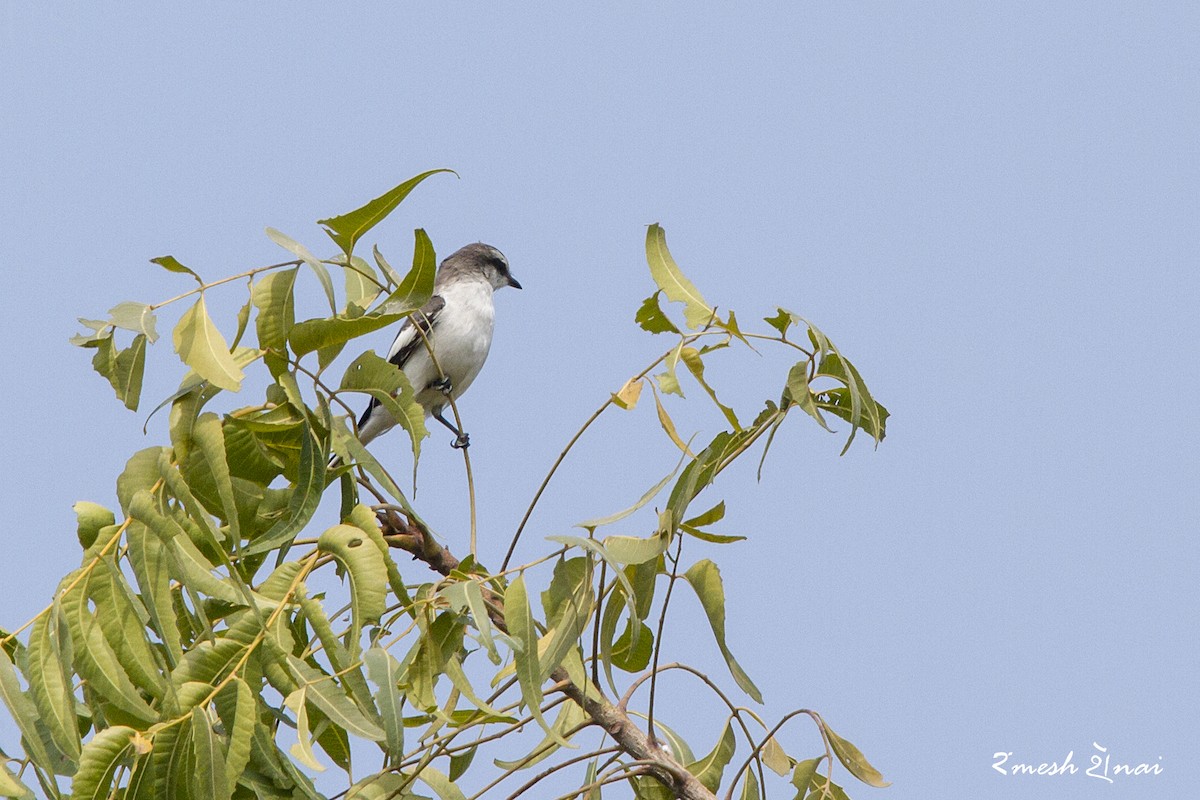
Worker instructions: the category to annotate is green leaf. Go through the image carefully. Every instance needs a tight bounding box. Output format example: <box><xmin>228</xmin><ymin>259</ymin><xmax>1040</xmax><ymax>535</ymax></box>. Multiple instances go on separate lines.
<box><xmin>635</xmin><ymin>291</ymin><xmax>681</xmax><ymax>335</ymax></box>
<box><xmin>609</xmin><ymin>618</ymin><xmax>652</xmax><ymax>672</ymax></box>
<box><xmin>791</xmin><ymin>758</ymin><xmax>821</xmax><ymax>793</ymax></box>
<box><xmin>503</xmin><ymin>576</ymin><xmax>570</xmax><ymax>747</ymax></box>
<box><xmin>174</xmin><ymin>295</ymin><xmax>244</xmax><ymax>392</ymax></box>
<box><xmin>684</xmin><ymin>501</ymin><xmax>725</xmax><ymax>528</ymax></box>
<box><xmin>284</xmin><ymin>689</ymin><xmax>325</xmax><ymax>773</ymax></box>
<box><xmin>242</xmin><ymin>420</ymin><xmax>324</xmax><ymax>556</ymax></box>
<box><xmin>409</xmin><ymin>765</ymin><xmax>467</xmax><ymax>800</ymax></box>
<box><xmin>108</xmin><ymin>301</ymin><xmax>159</xmax><ymax>343</ymax></box>
<box><xmin>738</xmin><ymin>768</ymin><xmax>760</xmax><ymax>800</ymax></box>
<box><xmin>683</xmin><ymin>560</ymin><xmax>762</xmax><ymax>703</ymax></box>
<box><xmin>286</xmin><ymin>656</ymin><xmax>386</xmax><ymax>742</ymax></box>
<box><xmin>686</xmin><ymin>719</ymin><xmax>736</xmax><ymax>792</ymax></box>
<box><xmin>191</xmin><ymin>708</ymin><xmax>231</xmax><ymax>800</ymax></box>
<box><xmin>762</xmin><ymin>736</ymin><xmax>790</xmax><ymax>777</ymax></box>
<box><xmin>214</xmin><ymin>677</ymin><xmax>255</xmax><ymax>791</ymax></box>
<box><xmin>824</xmin><ymin>723</ymin><xmax>890</xmax><ymax>787</ymax></box>
<box><xmin>70</xmin><ymin>726</ymin><xmax>135</xmax><ymax>800</ymax></box>
<box><xmin>602</xmin><ymin>533</ymin><xmax>669</xmax><ymax>565</ymax></box>
<box><xmin>335</xmin><ymin>254</ymin><xmax>382</xmax><ymax>311</ymax></box>
<box><xmin>317</xmin><ymin>523</ymin><xmax>388</xmax><ymax>630</ymax></box>
<box><xmin>784</xmin><ymin>361</ymin><xmax>832</xmax><ymax>432</ymax></box>
<box><xmin>679</xmin><ymin>346</ymin><xmax>740</xmax><ymax>429</ymax></box>
<box><xmin>344</xmin><ymin>773</ymin><xmax>408</xmax><ymax>799</ymax></box>
<box><xmin>151</xmin><ymin>255</ymin><xmax>201</xmax><ymax>283</ymax></box>
<box><xmin>376</xmin><ymin>228</ymin><xmax>437</xmax><ymax>313</ymax></box>
<box><xmin>363</xmin><ymin>647</ymin><xmax>405</xmax><ymax>759</ymax></box>
<box><xmin>0</xmin><ymin>762</ymin><xmax>33</xmax><ymax>799</ymax></box>
<box><xmin>576</xmin><ymin>451</ymin><xmax>684</xmax><ymax>531</ymax></box>
<box><xmin>113</xmin><ymin>333</ymin><xmax>148</xmax><ymax>411</ymax></box>
<box><xmin>288</xmin><ymin>309</ymin><xmax>411</xmax><ymax>358</ymax></box>
<box><xmin>73</xmin><ymin>501</ymin><xmax>115</xmax><ymax>550</ymax></box>
<box><xmin>24</xmin><ymin>606</ymin><xmax>81</xmax><ymax>765</ymax></box>
<box><xmin>266</xmin><ymin>227</ymin><xmax>336</xmax><ymax>312</ymax></box>
<box><xmin>192</xmin><ymin>413</ymin><xmax>240</xmax><ymax>544</ymax></box>
<box><xmin>611</xmin><ymin>376</ymin><xmax>644</xmax><ymax>410</ymax></box>
<box><xmin>318</xmin><ymin>170</ymin><xmax>454</xmax><ymax>256</ymax></box>
<box><xmin>764</xmin><ymin>308</ymin><xmax>794</xmax><ymax>337</ymax></box>
<box><xmin>0</xmin><ymin>647</ymin><xmax>68</xmax><ymax>775</ymax></box>
<box><xmin>645</xmin><ymin>224</ymin><xmax>713</xmax><ymax>329</ymax></box>
<box><xmin>251</xmin><ymin>267</ymin><xmax>299</xmax><ymax>352</ymax></box>
<box><xmin>340</xmin><ymin>350</ymin><xmax>428</xmax><ymax>461</ymax></box>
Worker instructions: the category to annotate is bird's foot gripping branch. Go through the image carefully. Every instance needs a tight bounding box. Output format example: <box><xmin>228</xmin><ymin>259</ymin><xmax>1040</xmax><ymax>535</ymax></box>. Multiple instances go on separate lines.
<box><xmin>1</xmin><ymin>172</ymin><xmax>890</xmax><ymax>799</ymax></box>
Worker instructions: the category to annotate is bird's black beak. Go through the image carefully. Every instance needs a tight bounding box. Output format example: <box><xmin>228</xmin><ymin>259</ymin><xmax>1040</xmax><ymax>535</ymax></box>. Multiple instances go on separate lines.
<box><xmin>508</xmin><ymin>275</ymin><xmax>523</xmax><ymax>290</ymax></box>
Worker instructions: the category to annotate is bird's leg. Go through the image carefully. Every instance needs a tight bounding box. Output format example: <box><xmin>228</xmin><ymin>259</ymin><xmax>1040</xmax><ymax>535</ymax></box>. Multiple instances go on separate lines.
<box><xmin>431</xmin><ymin>376</ymin><xmax>453</xmax><ymax>394</ymax></box>
<box><xmin>432</xmin><ymin>407</ymin><xmax>470</xmax><ymax>449</ymax></box>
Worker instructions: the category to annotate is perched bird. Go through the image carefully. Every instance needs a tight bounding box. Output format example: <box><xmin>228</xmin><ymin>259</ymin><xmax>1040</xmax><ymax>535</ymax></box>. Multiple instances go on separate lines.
<box><xmin>351</xmin><ymin>242</ymin><xmax>521</xmax><ymax>451</ymax></box>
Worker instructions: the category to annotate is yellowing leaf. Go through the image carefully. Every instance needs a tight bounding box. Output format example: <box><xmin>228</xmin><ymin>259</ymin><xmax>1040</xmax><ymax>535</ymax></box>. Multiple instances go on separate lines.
<box><xmin>173</xmin><ymin>295</ymin><xmax>244</xmax><ymax>391</ymax></box>
<box><xmin>645</xmin><ymin>223</ymin><xmax>713</xmax><ymax>329</ymax></box>
<box><xmin>613</xmin><ymin>377</ymin><xmax>644</xmax><ymax>410</ymax></box>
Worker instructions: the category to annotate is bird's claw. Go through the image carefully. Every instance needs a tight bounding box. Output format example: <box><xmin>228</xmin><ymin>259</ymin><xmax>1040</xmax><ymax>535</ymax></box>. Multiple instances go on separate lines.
<box><xmin>452</xmin><ymin>433</ymin><xmax>470</xmax><ymax>449</ymax></box>
<box><xmin>432</xmin><ymin>377</ymin><xmax>453</xmax><ymax>395</ymax></box>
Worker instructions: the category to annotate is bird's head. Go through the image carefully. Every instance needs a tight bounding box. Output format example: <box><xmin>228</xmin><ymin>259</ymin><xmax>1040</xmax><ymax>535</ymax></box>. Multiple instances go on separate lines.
<box><xmin>443</xmin><ymin>242</ymin><xmax>522</xmax><ymax>291</ymax></box>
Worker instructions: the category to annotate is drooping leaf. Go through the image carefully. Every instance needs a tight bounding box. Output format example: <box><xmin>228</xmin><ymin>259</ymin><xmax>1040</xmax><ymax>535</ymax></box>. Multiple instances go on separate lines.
<box><xmin>0</xmin><ymin>762</ymin><xmax>33</xmax><ymax>799</ymax></box>
<box><xmin>824</xmin><ymin>722</ymin><xmax>890</xmax><ymax>787</ymax></box>
<box><xmin>503</xmin><ymin>576</ymin><xmax>570</xmax><ymax>746</ymax></box>
<box><xmin>318</xmin><ymin>170</ymin><xmax>454</xmax><ymax>256</ymax></box>
<box><xmin>286</xmin><ymin>656</ymin><xmax>386</xmax><ymax>742</ymax></box>
<box><xmin>683</xmin><ymin>560</ymin><xmax>762</xmax><ymax>703</ymax></box>
<box><xmin>363</xmin><ymin>647</ymin><xmax>405</xmax><ymax>759</ymax></box>
<box><xmin>602</xmin><ymin>532</ymin><xmax>669</xmax><ymax>565</ymax></box>
<box><xmin>173</xmin><ymin>295</ymin><xmax>244</xmax><ymax>392</ymax></box>
<box><xmin>645</xmin><ymin>224</ymin><xmax>713</xmax><ymax>329</ymax></box>
<box><xmin>679</xmin><ymin>346</ymin><xmax>740</xmax><ymax>430</ymax></box>
<box><xmin>762</xmin><ymin>736</ymin><xmax>791</xmax><ymax>776</ymax></box>
<box><xmin>784</xmin><ymin>361</ymin><xmax>832</xmax><ymax>431</ymax></box>
<box><xmin>70</xmin><ymin>726</ymin><xmax>136</xmax><ymax>800</ymax></box>
<box><xmin>409</xmin><ymin>765</ymin><xmax>468</xmax><ymax>800</ymax></box>
<box><xmin>576</xmin><ymin>450</ymin><xmax>685</xmax><ymax>531</ymax></box>
<box><xmin>0</xmin><ymin>647</ymin><xmax>69</xmax><ymax>774</ymax></box>
<box><xmin>73</xmin><ymin>501</ymin><xmax>115</xmax><ymax>550</ymax></box>
<box><xmin>317</xmin><ymin>523</ymin><xmax>388</xmax><ymax>632</ymax></box>
<box><xmin>213</xmin><ymin>677</ymin><xmax>255</xmax><ymax>791</ymax></box>
<box><xmin>190</xmin><ymin>707</ymin><xmax>231</xmax><ymax>800</ymax></box>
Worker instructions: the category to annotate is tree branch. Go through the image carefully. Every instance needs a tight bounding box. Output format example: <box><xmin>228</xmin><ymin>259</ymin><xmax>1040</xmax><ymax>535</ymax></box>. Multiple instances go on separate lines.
<box><xmin>377</xmin><ymin>513</ymin><xmax>717</xmax><ymax>800</ymax></box>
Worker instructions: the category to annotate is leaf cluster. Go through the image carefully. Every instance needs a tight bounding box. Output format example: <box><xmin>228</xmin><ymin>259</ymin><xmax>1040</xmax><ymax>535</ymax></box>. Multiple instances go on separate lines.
<box><xmin>2</xmin><ymin>175</ymin><xmax>889</xmax><ymax>800</ymax></box>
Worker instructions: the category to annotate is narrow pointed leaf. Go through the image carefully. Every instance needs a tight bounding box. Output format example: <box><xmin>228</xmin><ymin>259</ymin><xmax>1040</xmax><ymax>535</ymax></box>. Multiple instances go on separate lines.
<box><xmin>286</xmin><ymin>656</ymin><xmax>386</xmax><ymax>742</ymax></box>
<box><xmin>318</xmin><ymin>170</ymin><xmax>454</xmax><ymax>256</ymax></box>
<box><xmin>503</xmin><ymin>576</ymin><xmax>571</xmax><ymax>747</ymax></box>
<box><xmin>191</xmin><ymin>708</ymin><xmax>231</xmax><ymax>800</ymax></box>
<box><xmin>151</xmin><ymin>255</ymin><xmax>201</xmax><ymax>283</ymax></box>
<box><xmin>376</xmin><ymin>228</ymin><xmax>437</xmax><ymax>313</ymax></box>
<box><xmin>363</xmin><ymin>647</ymin><xmax>405</xmax><ymax>758</ymax></box>
<box><xmin>266</xmin><ymin>227</ymin><xmax>336</xmax><ymax>312</ymax></box>
<box><xmin>683</xmin><ymin>560</ymin><xmax>762</xmax><ymax>703</ymax></box>
<box><xmin>686</xmin><ymin>719</ymin><xmax>736</xmax><ymax>792</ymax></box>
<box><xmin>824</xmin><ymin>723</ymin><xmax>890</xmax><ymax>787</ymax></box>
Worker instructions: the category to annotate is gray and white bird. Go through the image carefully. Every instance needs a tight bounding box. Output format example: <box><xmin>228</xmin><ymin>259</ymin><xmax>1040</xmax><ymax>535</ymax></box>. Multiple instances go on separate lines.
<box><xmin>353</xmin><ymin>242</ymin><xmax>521</xmax><ymax>450</ymax></box>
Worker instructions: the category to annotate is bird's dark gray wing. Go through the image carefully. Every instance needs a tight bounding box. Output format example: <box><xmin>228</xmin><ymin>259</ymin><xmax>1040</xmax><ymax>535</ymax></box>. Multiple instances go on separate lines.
<box><xmin>356</xmin><ymin>295</ymin><xmax>446</xmax><ymax>431</ymax></box>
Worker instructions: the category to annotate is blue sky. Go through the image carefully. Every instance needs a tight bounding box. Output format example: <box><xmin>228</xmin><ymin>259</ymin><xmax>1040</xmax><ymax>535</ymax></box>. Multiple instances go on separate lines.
<box><xmin>1</xmin><ymin>4</ymin><xmax>1197</xmax><ymax>799</ymax></box>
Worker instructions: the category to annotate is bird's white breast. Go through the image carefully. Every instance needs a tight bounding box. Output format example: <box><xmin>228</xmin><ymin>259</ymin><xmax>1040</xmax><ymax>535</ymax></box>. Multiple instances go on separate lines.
<box><xmin>418</xmin><ymin>278</ymin><xmax>495</xmax><ymax>402</ymax></box>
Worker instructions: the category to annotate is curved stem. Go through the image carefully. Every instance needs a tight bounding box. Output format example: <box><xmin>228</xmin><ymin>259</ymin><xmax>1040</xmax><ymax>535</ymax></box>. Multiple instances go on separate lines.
<box><xmin>148</xmin><ymin>259</ymin><xmax>301</xmax><ymax>311</ymax></box>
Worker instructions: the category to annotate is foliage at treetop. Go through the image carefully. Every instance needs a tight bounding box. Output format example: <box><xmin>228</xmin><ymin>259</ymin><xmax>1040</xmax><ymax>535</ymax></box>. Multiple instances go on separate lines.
<box><xmin>1</xmin><ymin>171</ymin><xmax>890</xmax><ymax>800</ymax></box>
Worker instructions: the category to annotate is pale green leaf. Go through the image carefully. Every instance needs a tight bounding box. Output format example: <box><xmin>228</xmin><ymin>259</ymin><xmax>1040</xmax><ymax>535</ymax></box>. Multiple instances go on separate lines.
<box><xmin>0</xmin><ymin>646</ymin><xmax>69</xmax><ymax>773</ymax></box>
<box><xmin>363</xmin><ymin>647</ymin><xmax>405</xmax><ymax>759</ymax></box>
<box><xmin>284</xmin><ymin>689</ymin><xmax>325</xmax><ymax>773</ymax></box>
<box><xmin>73</xmin><ymin>501</ymin><xmax>114</xmax><ymax>550</ymax></box>
<box><xmin>738</xmin><ymin>768</ymin><xmax>760</xmax><ymax>800</ymax></box>
<box><xmin>288</xmin><ymin>310</ymin><xmax>410</xmax><ymax>358</ymax></box>
<box><xmin>251</xmin><ymin>267</ymin><xmax>299</xmax><ymax>352</ymax></box>
<box><xmin>576</xmin><ymin>450</ymin><xmax>684</xmax><ymax>531</ymax></box>
<box><xmin>493</xmin><ymin>700</ymin><xmax>586</xmax><ymax>771</ymax></box>
<box><xmin>214</xmin><ymin>677</ymin><xmax>255</xmax><ymax>791</ymax></box>
<box><xmin>265</xmin><ymin>227</ymin><xmax>336</xmax><ymax>312</ymax></box>
<box><xmin>503</xmin><ymin>576</ymin><xmax>571</xmax><ymax>747</ymax></box>
<box><xmin>679</xmin><ymin>346</ymin><xmax>740</xmax><ymax>429</ymax></box>
<box><xmin>174</xmin><ymin>295</ymin><xmax>244</xmax><ymax>392</ymax></box>
<box><xmin>602</xmin><ymin>533</ymin><xmax>669</xmax><ymax>565</ymax></box>
<box><xmin>0</xmin><ymin>762</ymin><xmax>33</xmax><ymax>799</ymax></box>
<box><xmin>683</xmin><ymin>560</ymin><xmax>762</xmax><ymax>703</ymax></box>
<box><xmin>108</xmin><ymin>301</ymin><xmax>158</xmax><ymax>342</ymax></box>
<box><xmin>409</xmin><ymin>765</ymin><xmax>467</xmax><ymax>800</ymax></box>
<box><xmin>286</xmin><ymin>656</ymin><xmax>386</xmax><ymax>742</ymax></box>
<box><xmin>762</xmin><ymin>736</ymin><xmax>790</xmax><ymax>777</ymax></box>
<box><xmin>645</xmin><ymin>223</ymin><xmax>713</xmax><ymax>329</ymax></box>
